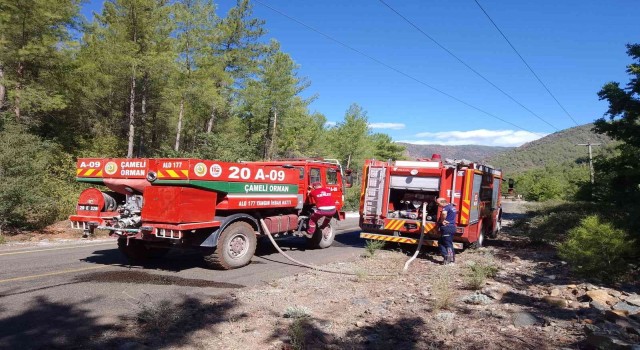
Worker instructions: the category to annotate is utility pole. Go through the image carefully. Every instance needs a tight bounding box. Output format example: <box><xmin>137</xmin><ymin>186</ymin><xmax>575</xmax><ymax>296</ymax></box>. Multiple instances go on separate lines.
<box><xmin>577</xmin><ymin>142</ymin><xmax>601</xmax><ymax>184</ymax></box>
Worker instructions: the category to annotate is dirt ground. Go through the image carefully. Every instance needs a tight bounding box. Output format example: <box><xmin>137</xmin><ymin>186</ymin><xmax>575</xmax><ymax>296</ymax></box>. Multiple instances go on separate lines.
<box><xmin>96</xmin><ymin>202</ymin><xmax>639</xmax><ymax>350</ymax></box>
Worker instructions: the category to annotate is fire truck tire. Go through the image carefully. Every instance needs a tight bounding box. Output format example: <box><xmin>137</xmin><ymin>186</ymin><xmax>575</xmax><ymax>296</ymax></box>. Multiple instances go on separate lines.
<box><xmin>308</xmin><ymin>220</ymin><xmax>335</xmax><ymax>249</ymax></box>
<box><xmin>470</xmin><ymin>231</ymin><xmax>485</xmax><ymax>249</ymax></box>
<box><xmin>117</xmin><ymin>239</ymin><xmax>169</xmax><ymax>262</ymax></box>
<box><xmin>204</xmin><ymin>221</ymin><xmax>257</xmax><ymax>270</ymax></box>
<box><xmin>489</xmin><ymin>218</ymin><xmax>502</xmax><ymax>238</ymax></box>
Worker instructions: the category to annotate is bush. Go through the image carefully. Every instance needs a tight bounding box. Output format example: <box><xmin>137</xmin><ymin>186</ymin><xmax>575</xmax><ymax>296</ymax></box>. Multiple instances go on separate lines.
<box><xmin>363</xmin><ymin>239</ymin><xmax>385</xmax><ymax>257</ymax></box>
<box><xmin>558</xmin><ymin>215</ymin><xmax>635</xmax><ymax>282</ymax></box>
<box><xmin>515</xmin><ymin>201</ymin><xmax>613</xmax><ymax>244</ymax></box>
<box><xmin>465</xmin><ymin>262</ymin><xmax>498</xmax><ymax>290</ymax></box>
<box><xmin>343</xmin><ymin>185</ymin><xmax>361</xmax><ymax>212</ymax></box>
<box><xmin>0</xmin><ymin>124</ymin><xmax>81</xmax><ymax>231</ymax></box>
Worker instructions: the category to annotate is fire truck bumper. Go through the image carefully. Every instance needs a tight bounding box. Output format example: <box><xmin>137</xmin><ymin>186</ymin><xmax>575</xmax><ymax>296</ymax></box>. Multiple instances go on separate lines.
<box><xmin>359</xmin><ymin>232</ymin><xmax>464</xmax><ymax>250</ymax></box>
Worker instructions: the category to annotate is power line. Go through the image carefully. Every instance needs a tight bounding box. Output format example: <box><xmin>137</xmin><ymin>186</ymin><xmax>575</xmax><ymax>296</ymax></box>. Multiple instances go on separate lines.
<box><xmin>253</xmin><ymin>0</ymin><xmax>545</xmax><ymax>135</ymax></box>
<box><xmin>473</xmin><ymin>0</ymin><xmax>580</xmax><ymax>127</ymax></box>
<box><xmin>377</xmin><ymin>0</ymin><xmax>558</xmax><ymax>131</ymax></box>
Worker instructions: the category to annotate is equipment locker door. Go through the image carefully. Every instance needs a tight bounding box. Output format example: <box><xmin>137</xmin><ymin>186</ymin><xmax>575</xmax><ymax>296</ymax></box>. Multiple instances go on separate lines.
<box><xmin>363</xmin><ymin>166</ymin><xmax>386</xmax><ymax>217</ymax></box>
<box><xmin>469</xmin><ymin>174</ymin><xmax>482</xmax><ymax>223</ymax></box>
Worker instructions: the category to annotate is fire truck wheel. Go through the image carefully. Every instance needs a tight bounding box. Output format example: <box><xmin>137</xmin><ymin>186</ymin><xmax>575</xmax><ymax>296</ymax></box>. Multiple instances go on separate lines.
<box><xmin>308</xmin><ymin>219</ymin><xmax>335</xmax><ymax>249</ymax></box>
<box><xmin>117</xmin><ymin>238</ymin><xmax>168</xmax><ymax>262</ymax></box>
<box><xmin>489</xmin><ymin>218</ymin><xmax>502</xmax><ymax>238</ymax></box>
<box><xmin>204</xmin><ymin>221</ymin><xmax>257</xmax><ymax>270</ymax></box>
<box><xmin>471</xmin><ymin>231</ymin><xmax>485</xmax><ymax>249</ymax></box>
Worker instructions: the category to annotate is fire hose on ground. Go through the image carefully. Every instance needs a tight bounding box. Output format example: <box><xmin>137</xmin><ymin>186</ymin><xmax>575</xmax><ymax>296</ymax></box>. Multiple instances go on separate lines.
<box><xmin>258</xmin><ymin>203</ymin><xmax>427</xmax><ymax>276</ymax></box>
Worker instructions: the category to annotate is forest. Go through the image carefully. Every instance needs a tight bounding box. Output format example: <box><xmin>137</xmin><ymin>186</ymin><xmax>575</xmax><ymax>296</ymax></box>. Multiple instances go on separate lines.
<box><xmin>0</xmin><ymin>0</ymin><xmax>405</xmax><ymax>231</ymax></box>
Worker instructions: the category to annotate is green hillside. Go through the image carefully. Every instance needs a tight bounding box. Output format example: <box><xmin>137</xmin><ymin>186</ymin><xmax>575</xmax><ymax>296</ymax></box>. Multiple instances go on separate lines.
<box><xmin>486</xmin><ymin>124</ymin><xmax>614</xmax><ymax>176</ymax></box>
<box><xmin>399</xmin><ymin>143</ymin><xmax>512</xmax><ymax>162</ymax></box>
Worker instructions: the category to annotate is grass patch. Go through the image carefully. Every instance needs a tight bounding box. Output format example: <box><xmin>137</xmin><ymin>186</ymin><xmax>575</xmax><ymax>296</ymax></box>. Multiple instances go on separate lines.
<box><xmin>465</xmin><ymin>261</ymin><xmax>498</xmax><ymax>290</ymax></box>
<box><xmin>288</xmin><ymin>318</ymin><xmax>308</xmax><ymax>350</ymax></box>
<box><xmin>283</xmin><ymin>305</ymin><xmax>311</xmax><ymax>319</ymax></box>
<box><xmin>137</xmin><ymin>300</ymin><xmax>186</xmax><ymax>333</ymax></box>
<box><xmin>0</xmin><ymin>235</ymin><xmax>5</xmax><ymax>245</ymax></box>
<box><xmin>431</xmin><ymin>273</ymin><xmax>454</xmax><ymax>310</ymax></box>
<box><xmin>363</xmin><ymin>240</ymin><xmax>386</xmax><ymax>257</ymax></box>
<box><xmin>354</xmin><ymin>268</ymin><xmax>368</xmax><ymax>282</ymax></box>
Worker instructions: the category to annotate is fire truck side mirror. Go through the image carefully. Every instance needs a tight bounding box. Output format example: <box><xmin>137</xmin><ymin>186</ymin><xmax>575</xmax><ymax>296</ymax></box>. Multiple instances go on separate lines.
<box><xmin>344</xmin><ymin>169</ymin><xmax>354</xmax><ymax>188</ymax></box>
<box><xmin>508</xmin><ymin>178</ymin><xmax>515</xmax><ymax>189</ymax></box>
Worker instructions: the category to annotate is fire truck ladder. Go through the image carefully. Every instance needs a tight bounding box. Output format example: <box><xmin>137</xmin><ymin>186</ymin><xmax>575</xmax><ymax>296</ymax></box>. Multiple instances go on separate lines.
<box><xmin>363</xmin><ymin>166</ymin><xmax>386</xmax><ymax>218</ymax></box>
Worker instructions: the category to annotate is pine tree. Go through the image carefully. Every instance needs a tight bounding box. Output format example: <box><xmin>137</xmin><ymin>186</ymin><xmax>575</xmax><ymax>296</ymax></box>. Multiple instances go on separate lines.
<box><xmin>0</xmin><ymin>0</ymin><xmax>80</xmax><ymax>124</ymax></box>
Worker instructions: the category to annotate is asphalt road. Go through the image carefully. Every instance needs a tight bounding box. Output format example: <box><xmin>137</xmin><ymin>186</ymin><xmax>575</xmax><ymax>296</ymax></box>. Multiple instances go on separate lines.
<box><xmin>0</xmin><ymin>218</ymin><xmax>363</xmax><ymax>349</ymax></box>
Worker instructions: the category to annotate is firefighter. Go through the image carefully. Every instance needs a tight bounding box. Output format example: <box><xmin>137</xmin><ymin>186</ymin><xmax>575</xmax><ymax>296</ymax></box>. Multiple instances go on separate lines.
<box><xmin>307</xmin><ymin>182</ymin><xmax>336</xmax><ymax>238</ymax></box>
<box><xmin>437</xmin><ymin>197</ymin><xmax>457</xmax><ymax>264</ymax></box>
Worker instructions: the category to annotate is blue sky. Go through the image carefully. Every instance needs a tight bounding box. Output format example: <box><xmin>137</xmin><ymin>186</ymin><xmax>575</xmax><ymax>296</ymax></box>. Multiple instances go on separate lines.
<box><xmin>81</xmin><ymin>1</ymin><xmax>639</xmax><ymax>147</ymax></box>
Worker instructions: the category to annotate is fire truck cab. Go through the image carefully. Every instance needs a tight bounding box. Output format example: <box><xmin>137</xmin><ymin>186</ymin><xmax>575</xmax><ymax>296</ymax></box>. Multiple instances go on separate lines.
<box><xmin>70</xmin><ymin>157</ymin><xmax>351</xmax><ymax>270</ymax></box>
<box><xmin>359</xmin><ymin>155</ymin><xmax>503</xmax><ymax>250</ymax></box>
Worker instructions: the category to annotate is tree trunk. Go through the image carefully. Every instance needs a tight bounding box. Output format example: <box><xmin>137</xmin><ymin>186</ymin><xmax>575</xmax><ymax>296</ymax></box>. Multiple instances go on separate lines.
<box><xmin>13</xmin><ymin>62</ymin><xmax>24</xmax><ymax>121</ymax></box>
<box><xmin>127</xmin><ymin>68</ymin><xmax>136</xmax><ymax>158</ymax></box>
<box><xmin>206</xmin><ymin>106</ymin><xmax>215</xmax><ymax>133</ymax></box>
<box><xmin>139</xmin><ymin>75</ymin><xmax>147</xmax><ymax>157</ymax></box>
<box><xmin>0</xmin><ymin>65</ymin><xmax>5</xmax><ymax>110</ymax></box>
<box><xmin>269</xmin><ymin>109</ymin><xmax>278</xmax><ymax>160</ymax></box>
<box><xmin>175</xmin><ymin>97</ymin><xmax>184</xmax><ymax>152</ymax></box>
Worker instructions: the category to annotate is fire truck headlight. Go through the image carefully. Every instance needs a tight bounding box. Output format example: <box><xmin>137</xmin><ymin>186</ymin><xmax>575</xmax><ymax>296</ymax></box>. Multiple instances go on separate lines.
<box><xmin>146</xmin><ymin>171</ymin><xmax>158</xmax><ymax>182</ymax></box>
<box><xmin>410</xmin><ymin>169</ymin><xmax>418</xmax><ymax>175</ymax></box>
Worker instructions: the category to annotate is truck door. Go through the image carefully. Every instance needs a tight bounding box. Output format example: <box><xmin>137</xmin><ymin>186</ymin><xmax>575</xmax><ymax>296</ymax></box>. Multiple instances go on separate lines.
<box><xmin>325</xmin><ymin>167</ymin><xmax>342</xmax><ymax>210</ymax></box>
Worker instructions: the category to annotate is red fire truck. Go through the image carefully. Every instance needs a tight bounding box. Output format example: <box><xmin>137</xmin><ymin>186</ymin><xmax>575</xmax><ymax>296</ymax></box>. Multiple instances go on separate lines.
<box><xmin>70</xmin><ymin>158</ymin><xmax>351</xmax><ymax>269</ymax></box>
<box><xmin>359</xmin><ymin>156</ymin><xmax>503</xmax><ymax>250</ymax></box>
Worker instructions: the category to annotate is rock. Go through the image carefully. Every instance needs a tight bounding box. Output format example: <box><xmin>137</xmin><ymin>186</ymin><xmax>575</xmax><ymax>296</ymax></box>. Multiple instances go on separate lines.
<box><xmin>585</xmin><ymin>283</ymin><xmax>598</xmax><ymax>291</ymax></box>
<box><xmin>512</xmin><ymin>311</ymin><xmax>541</xmax><ymax>327</ymax></box>
<box><xmin>567</xmin><ymin>284</ymin><xmax>578</xmax><ymax>289</ymax></box>
<box><xmin>462</xmin><ymin>293</ymin><xmax>492</xmax><ymax>305</ymax></box>
<box><xmin>545</xmin><ymin>275</ymin><xmax>556</xmax><ymax>280</ymax></box>
<box><xmin>586</xmin><ymin>290</ymin><xmax>616</xmax><ymax>305</ymax></box>
<box><xmin>585</xmin><ymin>334</ymin><xmax>633</xmax><ymax>349</ymax></box>
<box><xmin>613</xmin><ymin>302</ymin><xmax>640</xmax><ymax>314</ymax></box>
<box><xmin>607</xmin><ymin>309</ymin><xmax>630</xmax><ymax>318</ymax></box>
<box><xmin>609</xmin><ymin>290</ymin><xmax>622</xmax><ymax>298</ymax></box>
<box><xmin>435</xmin><ymin>312</ymin><xmax>455</xmax><ymax>322</ymax></box>
<box><xmin>550</xmin><ymin>288</ymin><xmax>561</xmax><ymax>297</ymax></box>
<box><xmin>451</xmin><ymin>327</ymin><xmax>462</xmax><ymax>337</ymax></box>
<box><xmin>605</xmin><ymin>310</ymin><xmax>640</xmax><ymax>336</ymax></box>
<box><xmin>626</xmin><ymin>294</ymin><xmax>640</xmax><ymax>307</ymax></box>
<box><xmin>355</xmin><ymin>321</ymin><xmax>365</xmax><ymax>328</ymax></box>
<box><xmin>569</xmin><ymin>301</ymin><xmax>582</xmax><ymax>309</ymax></box>
<box><xmin>543</xmin><ymin>296</ymin><xmax>569</xmax><ymax>308</ymax></box>
<box><xmin>591</xmin><ymin>300</ymin><xmax>610</xmax><ymax>311</ymax></box>
<box><xmin>482</xmin><ymin>285</ymin><xmax>509</xmax><ymax>300</ymax></box>
<box><xmin>351</xmin><ymin>298</ymin><xmax>371</xmax><ymax>306</ymax></box>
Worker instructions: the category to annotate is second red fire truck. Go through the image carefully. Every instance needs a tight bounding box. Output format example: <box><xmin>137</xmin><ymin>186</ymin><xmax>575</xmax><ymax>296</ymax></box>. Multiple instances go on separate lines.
<box><xmin>359</xmin><ymin>155</ymin><xmax>503</xmax><ymax>250</ymax></box>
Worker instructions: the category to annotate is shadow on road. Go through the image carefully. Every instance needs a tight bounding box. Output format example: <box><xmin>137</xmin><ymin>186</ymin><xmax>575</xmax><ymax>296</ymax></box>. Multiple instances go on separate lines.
<box><xmin>0</xmin><ymin>294</ymin><xmax>240</xmax><ymax>349</ymax></box>
<box><xmin>81</xmin><ymin>227</ymin><xmax>364</xmax><ymax>272</ymax></box>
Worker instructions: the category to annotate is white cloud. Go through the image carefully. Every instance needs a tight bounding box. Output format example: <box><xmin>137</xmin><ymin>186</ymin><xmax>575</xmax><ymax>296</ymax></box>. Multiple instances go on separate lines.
<box><xmin>401</xmin><ymin>129</ymin><xmax>547</xmax><ymax>147</ymax></box>
<box><xmin>368</xmin><ymin>122</ymin><xmax>406</xmax><ymax>130</ymax></box>
<box><xmin>324</xmin><ymin>121</ymin><xmax>337</xmax><ymax>127</ymax></box>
